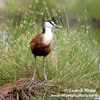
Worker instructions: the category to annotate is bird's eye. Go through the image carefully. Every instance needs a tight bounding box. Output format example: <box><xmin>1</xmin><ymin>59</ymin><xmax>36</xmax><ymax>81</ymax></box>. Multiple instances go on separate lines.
<box><xmin>49</xmin><ymin>21</ymin><xmax>54</xmax><ymax>26</ymax></box>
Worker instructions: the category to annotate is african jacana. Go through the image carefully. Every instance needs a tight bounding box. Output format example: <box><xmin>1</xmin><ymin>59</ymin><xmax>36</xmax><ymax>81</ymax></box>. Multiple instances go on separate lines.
<box><xmin>29</xmin><ymin>20</ymin><xmax>61</xmax><ymax>86</ymax></box>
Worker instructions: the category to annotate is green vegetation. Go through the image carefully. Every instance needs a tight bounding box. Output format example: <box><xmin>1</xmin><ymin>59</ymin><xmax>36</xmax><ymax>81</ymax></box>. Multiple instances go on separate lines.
<box><xmin>1</xmin><ymin>0</ymin><xmax>55</xmax><ymax>23</ymax></box>
<box><xmin>1</xmin><ymin>0</ymin><xmax>100</xmax><ymax>21</ymax></box>
<box><xmin>55</xmin><ymin>0</ymin><xmax>100</xmax><ymax>19</ymax></box>
<box><xmin>0</xmin><ymin>0</ymin><xmax>100</xmax><ymax>99</ymax></box>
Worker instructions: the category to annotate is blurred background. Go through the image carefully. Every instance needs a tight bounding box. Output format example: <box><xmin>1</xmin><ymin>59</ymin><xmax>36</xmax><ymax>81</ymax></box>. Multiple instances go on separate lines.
<box><xmin>0</xmin><ymin>0</ymin><xmax>100</xmax><ymax>44</ymax></box>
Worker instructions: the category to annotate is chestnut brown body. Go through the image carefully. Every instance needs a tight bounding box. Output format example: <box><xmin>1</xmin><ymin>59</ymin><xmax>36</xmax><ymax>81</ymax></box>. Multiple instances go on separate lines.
<box><xmin>30</xmin><ymin>33</ymin><xmax>51</xmax><ymax>57</ymax></box>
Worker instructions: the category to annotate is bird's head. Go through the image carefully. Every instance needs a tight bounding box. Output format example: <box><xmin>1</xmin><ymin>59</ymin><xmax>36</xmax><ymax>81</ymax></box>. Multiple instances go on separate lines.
<box><xmin>44</xmin><ymin>20</ymin><xmax>61</xmax><ymax>29</ymax></box>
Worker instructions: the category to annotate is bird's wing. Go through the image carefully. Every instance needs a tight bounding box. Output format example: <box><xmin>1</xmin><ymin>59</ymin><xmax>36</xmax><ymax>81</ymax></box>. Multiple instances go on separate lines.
<box><xmin>30</xmin><ymin>42</ymin><xmax>36</xmax><ymax>53</ymax></box>
<box><xmin>30</xmin><ymin>33</ymin><xmax>50</xmax><ymax>51</ymax></box>
<box><xmin>30</xmin><ymin>33</ymin><xmax>42</xmax><ymax>52</ymax></box>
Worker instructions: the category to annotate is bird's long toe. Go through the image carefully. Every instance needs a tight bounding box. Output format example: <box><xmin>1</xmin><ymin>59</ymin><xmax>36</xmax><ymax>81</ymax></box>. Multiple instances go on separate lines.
<box><xmin>44</xmin><ymin>79</ymin><xmax>53</xmax><ymax>83</ymax></box>
<box><xmin>27</xmin><ymin>80</ymin><xmax>37</xmax><ymax>88</ymax></box>
<box><xmin>37</xmin><ymin>79</ymin><xmax>52</xmax><ymax>86</ymax></box>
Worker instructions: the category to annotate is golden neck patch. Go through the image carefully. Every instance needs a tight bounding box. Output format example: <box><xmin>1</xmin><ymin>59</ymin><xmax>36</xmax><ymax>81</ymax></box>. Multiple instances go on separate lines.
<box><xmin>42</xmin><ymin>31</ymin><xmax>53</xmax><ymax>45</ymax></box>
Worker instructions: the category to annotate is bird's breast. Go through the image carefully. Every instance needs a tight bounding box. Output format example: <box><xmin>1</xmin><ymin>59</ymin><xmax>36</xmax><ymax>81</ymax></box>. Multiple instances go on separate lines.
<box><xmin>42</xmin><ymin>32</ymin><xmax>53</xmax><ymax>45</ymax></box>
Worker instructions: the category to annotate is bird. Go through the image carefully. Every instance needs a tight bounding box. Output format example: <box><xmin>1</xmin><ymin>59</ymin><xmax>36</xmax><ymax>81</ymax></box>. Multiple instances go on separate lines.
<box><xmin>29</xmin><ymin>20</ymin><xmax>61</xmax><ymax>86</ymax></box>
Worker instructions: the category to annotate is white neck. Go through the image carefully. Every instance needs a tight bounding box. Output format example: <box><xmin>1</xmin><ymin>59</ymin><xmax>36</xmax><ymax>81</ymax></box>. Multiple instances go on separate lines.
<box><xmin>42</xmin><ymin>27</ymin><xmax>53</xmax><ymax>45</ymax></box>
<box><xmin>45</xmin><ymin>27</ymin><xmax>52</xmax><ymax>33</ymax></box>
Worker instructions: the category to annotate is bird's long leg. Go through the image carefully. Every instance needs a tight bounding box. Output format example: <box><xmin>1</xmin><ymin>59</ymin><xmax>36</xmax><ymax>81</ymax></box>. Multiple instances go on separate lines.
<box><xmin>28</xmin><ymin>57</ymin><xmax>37</xmax><ymax>87</ymax></box>
<box><xmin>38</xmin><ymin>57</ymin><xmax>49</xmax><ymax>85</ymax></box>
<box><xmin>42</xmin><ymin>57</ymin><xmax>48</xmax><ymax>82</ymax></box>
<box><xmin>37</xmin><ymin>57</ymin><xmax>52</xmax><ymax>86</ymax></box>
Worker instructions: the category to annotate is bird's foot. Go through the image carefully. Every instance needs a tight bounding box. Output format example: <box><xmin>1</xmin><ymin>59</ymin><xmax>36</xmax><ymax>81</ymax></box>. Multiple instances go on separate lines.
<box><xmin>17</xmin><ymin>79</ymin><xmax>36</xmax><ymax>88</ymax></box>
<box><xmin>27</xmin><ymin>80</ymin><xmax>37</xmax><ymax>88</ymax></box>
<box><xmin>44</xmin><ymin>79</ymin><xmax>51</xmax><ymax>83</ymax></box>
<box><xmin>37</xmin><ymin>79</ymin><xmax>52</xmax><ymax>86</ymax></box>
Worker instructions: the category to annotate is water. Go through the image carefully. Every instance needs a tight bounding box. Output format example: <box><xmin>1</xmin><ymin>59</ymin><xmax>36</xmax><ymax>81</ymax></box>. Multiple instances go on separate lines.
<box><xmin>0</xmin><ymin>29</ymin><xmax>7</xmax><ymax>49</ymax></box>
